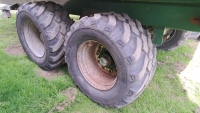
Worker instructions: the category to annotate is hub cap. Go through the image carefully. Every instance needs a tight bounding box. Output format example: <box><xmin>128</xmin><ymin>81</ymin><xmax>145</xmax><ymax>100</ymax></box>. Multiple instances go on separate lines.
<box><xmin>77</xmin><ymin>40</ymin><xmax>117</xmax><ymax>90</ymax></box>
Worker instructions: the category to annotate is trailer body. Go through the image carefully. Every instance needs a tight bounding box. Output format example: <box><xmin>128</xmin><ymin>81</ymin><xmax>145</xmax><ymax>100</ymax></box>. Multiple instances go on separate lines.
<box><xmin>1</xmin><ymin>0</ymin><xmax>200</xmax><ymax>44</ymax></box>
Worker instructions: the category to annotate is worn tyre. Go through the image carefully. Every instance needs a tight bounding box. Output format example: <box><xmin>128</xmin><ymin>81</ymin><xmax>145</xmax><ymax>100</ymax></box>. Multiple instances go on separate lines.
<box><xmin>65</xmin><ymin>13</ymin><xmax>157</xmax><ymax>108</ymax></box>
<box><xmin>157</xmin><ymin>29</ymin><xmax>191</xmax><ymax>51</ymax></box>
<box><xmin>16</xmin><ymin>2</ymin><xmax>73</xmax><ymax>70</ymax></box>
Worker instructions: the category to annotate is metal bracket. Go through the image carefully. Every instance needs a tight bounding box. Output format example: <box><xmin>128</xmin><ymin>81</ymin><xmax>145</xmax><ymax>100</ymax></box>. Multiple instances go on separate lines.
<box><xmin>152</xmin><ymin>28</ymin><xmax>165</xmax><ymax>46</ymax></box>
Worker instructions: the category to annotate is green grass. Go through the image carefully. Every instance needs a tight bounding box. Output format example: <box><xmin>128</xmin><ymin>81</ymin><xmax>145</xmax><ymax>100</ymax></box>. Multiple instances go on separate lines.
<box><xmin>0</xmin><ymin>13</ymin><xmax>199</xmax><ymax>113</ymax></box>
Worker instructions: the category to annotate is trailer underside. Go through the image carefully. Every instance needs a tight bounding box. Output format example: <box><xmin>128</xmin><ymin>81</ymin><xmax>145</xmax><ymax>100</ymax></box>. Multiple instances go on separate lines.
<box><xmin>1</xmin><ymin>0</ymin><xmax>200</xmax><ymax>44</ymax></box>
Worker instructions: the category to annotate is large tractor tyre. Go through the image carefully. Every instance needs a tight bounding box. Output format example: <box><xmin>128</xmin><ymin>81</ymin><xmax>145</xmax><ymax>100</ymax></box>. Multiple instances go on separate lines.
<box><xmin>65</xmin><ymin>13</ymin><xmax>157</xmax><ymax>108</ymax></box>
<box><xmin>157</xmin><ymin>29</ymin><xmax>191</xmax><ymax>51</ymax></box>
<box><xmin>16</xmin><ymin>2</ymin><xmax>73</xmax><ymax>70</ymax></box>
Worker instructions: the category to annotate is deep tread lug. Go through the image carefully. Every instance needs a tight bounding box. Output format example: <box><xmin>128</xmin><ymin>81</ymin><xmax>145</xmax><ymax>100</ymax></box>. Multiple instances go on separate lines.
<box><xmin>17</xmin><ymin>1</ymin><xmax>73</xmax><ymax>70</ymax></box>
<box><xmin>65</xmin><ymin>12</ymin><xmax>157</xmax><ymax>108</ymax></box>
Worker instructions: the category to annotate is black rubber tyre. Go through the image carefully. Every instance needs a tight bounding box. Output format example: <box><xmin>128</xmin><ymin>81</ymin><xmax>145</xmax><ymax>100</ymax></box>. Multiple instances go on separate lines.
<box><xmin>65</xmin><ymin>13</ymin><xmax>157</xmax><ymax>108</ymax></box>
<box><xmin>157</xmin><ymin>29</ymin><xmax>191</xmax><ymax>51</ymax></box>
<box><xmin>16</xmin><ymin>2</ymin><xmax>73</xmax><ymax>70</ymax></box>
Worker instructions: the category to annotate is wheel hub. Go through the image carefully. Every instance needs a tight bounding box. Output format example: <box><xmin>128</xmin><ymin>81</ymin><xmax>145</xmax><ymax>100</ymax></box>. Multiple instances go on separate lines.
<box><xmin>77</xmin><ymin>40</ymin><xmax>117</xmax><ymax>90</ymax></box>
<box><xmin>99</xmin><ymin>55</ymin><xmax>111</xmax><ymax>67</ymax></box>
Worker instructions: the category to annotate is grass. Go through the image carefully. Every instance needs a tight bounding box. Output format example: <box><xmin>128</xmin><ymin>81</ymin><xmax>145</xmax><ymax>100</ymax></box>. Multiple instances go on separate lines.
<box><xmin>0</xmin><ymin>12</ymin><xmax>199</xmax><ymax>113</ymax></box>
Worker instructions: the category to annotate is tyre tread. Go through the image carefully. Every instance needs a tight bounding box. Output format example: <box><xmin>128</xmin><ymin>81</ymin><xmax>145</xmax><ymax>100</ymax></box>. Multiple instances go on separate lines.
<box><xmin>65</xmin><ymin>12</ymin><xmax>157</xmax><ymax>108</ymax></box>
<box><xmin>17</xmin><ymin>2</ymin><xmax>73</xmax><ymax>70</ymax></box>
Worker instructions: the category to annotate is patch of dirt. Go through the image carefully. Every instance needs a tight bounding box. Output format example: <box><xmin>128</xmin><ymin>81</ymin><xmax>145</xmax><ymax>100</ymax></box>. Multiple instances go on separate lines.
<box><xmin>173</xmin><ymin>62</ymin><xmax>186</xmax><ymax>73</ymax></box>
<box><xmin>166</xmin><ymin>56</ymin><xmax>171</xmax><ymax>59</ymax></box>
<box><xmin>62</xmin><ymin>87</ymin><xmax>78</xmax><ymax>102</ymax></box>
<box><xmin>167</xmin><ymin>74</ymin><xmax>175</xmax><ymax>79</ymax></box>
<box><xmin>154</xmin><ymin>84</ymin><xmax>160</xmax><ymax>89</ymax></box>
<box><xmin>188</xmin><ymin>40</ymin><xmax>199</xmax><ymax>50</ymax></box>
<box><xmin>195</xmin><ymin>107</ymin><xmax>200</xmax><ymax>113</ymax></box>
<box><xmin>36</xmin><ymin>68</ymin><xmax>64</xmax><ymax>80</ymax></box>
<box><xmin>157</xmin><ymin>61</ymin><xmax>166</xmax><ymax>66</ymax></box>
<box><xmin>48</xmin><ymin>87</ymin><xmax>78</xmax><ymax>113</ymax></box>
<box><xmin>5</xmin><ymin>44</ymin><xmax>24</xmax><ymax>56</ymax></box>
<box><xmin>184</xmin><ymin>52</ymin><xmax>193</xmax><ymax>59</ymax></box>
<box><xmin>148</xmin><ymin>83</ymin><xmax>160</xmax><ymax>90</ymax></box>
<box><xmin>158</xmin><ymin>56</ymin><xmax>170</xmax><ymax>66</ymax></box>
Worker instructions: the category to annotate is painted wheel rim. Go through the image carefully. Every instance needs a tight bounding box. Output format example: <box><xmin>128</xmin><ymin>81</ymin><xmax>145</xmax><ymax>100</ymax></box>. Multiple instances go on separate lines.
<box><xmin>77</xmin><ymin>40</ymin><xmax>117</xmax><ymax>90</ymax></box>
<box><xmin>24</xmin><ymin>20</ymin><xmax>45</xmax><ymax>58</ymax></box>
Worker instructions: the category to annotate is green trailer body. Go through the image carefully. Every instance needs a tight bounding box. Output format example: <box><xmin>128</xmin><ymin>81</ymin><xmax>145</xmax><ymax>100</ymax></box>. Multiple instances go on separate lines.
<box><xmin>1</xmin><ymin>0</ymin><xmax>200</xmax><ymax>44</ymax></box>
<box><xmin>64</xmin><ymin>0</ymin><xmax>200</xmax><ymax>44</ymax></box>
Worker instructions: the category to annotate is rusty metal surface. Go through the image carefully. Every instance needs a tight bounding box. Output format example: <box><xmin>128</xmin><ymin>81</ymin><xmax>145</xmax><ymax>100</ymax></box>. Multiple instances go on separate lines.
<box><xmin>190</xmin><ymin>17</ymin><xmax>200</xmax><ymax>26</ymax></box>
<box><xmin>77</xmin><ymin>40</ymin><xmax>117</xmax><ymax>90</ymax></box>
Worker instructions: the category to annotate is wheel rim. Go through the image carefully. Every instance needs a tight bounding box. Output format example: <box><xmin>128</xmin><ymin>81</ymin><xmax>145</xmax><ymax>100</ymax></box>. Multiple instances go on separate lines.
<box><xmin>24</xmin><ymin>20</ymin><xmax>45</xmax><ymax>58</ymax></box>
<box><xmin>77</xmin><ymin>40</ymin><xmax>117</xmax><ymax>90</ymax></box>
<box><xmin>163</xmin><ymin>28</ymin><xmax>176</xmax><ymax>42</ymax></box>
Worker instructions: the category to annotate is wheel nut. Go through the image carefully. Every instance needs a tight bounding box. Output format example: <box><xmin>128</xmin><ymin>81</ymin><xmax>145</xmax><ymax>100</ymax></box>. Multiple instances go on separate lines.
<box><xmin>99</xmin><ymin>57</ymin><xmax>109</xmax><ymax>67</ymax></box>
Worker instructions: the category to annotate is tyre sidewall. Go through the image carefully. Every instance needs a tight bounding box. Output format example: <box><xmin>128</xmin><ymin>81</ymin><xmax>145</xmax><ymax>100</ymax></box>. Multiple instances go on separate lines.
<box><xmin>17</xmin><ymin>11</ymin><xmax>49</xmax><ymax>65</ymax></box>
<box><xmin>161</xmin><ymin>30</ymin><xmax>183</xmax><ymax>46</ymax></box>
<box><xmin>157</xmin><ymin>30</ymin><xmax>189</xmax><ymax>50</ymax></box>
<box><xmin>67</xmin><ymin>28</ymin><xmax>128</xmax><ymax>105</ymax></box>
